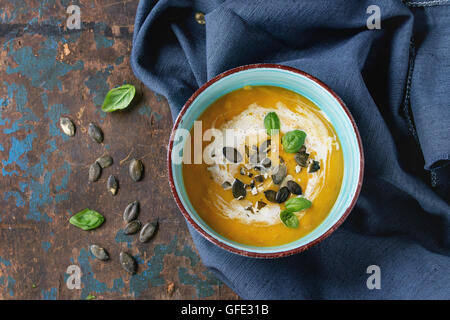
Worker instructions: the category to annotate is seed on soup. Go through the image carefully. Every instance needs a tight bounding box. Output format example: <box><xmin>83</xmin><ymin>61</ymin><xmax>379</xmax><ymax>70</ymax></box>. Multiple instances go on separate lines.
<box><xmin>232</xmin><ymin>179</ymin><xmax>246</xmax><ymax>199</ymax></box>
<box><xmin>223</xmin><ymin>147</ymin><xmax>242</xmax><ymax>163</ymax></box>
<box><xmin>272</xmin><ymin>164</ymin><xmax>287</xmax><ymax>184</ymax></box>
<box><xmin>275</xmin><ymin>187</ymin><xmax>290</xmax><ymax>203</ymax></box>
<box><xmin>264</xmin><ymin>190</ymin><xmax>277</xmax><ymax>203</ymax></box>
<box><xmin>287</xmin><ymin>180</ymin><xmax>302</xmax><ymax>195</ymax></box>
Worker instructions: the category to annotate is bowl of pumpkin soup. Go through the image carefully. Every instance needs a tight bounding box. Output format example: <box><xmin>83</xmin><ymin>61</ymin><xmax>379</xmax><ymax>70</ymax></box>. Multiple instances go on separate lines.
<box><xmin>168</xmin><ymin>64</ymin><xmax>363</xmax><ymax>258</ymax></box>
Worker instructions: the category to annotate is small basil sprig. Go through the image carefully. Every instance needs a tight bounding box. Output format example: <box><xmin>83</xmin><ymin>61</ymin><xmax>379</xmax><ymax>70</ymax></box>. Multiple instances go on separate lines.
<box><xmin>280</xmin><ymin>197</ymin><xmax>312</xmax><ymax>228</ymax></box>
<box><xmin>264</xmin><ymin>112</ymin><xmax>280</xmax><ymax>136</ymax></box>
<box><xmin>282</xmin><ymin>130</ymin><xmax>306</xmax><ymax>153</ymax></box>
<box><xmin>285</xmin><ymin>197</ymin><xmax>312</xmax><ymax>212</ymax></box>
<box><xmin>280</xmin><ymin>210</ymin><xmax>299</xmax><ymax>228</ymax></box>
<box><xmin>101</xmin><ymin>84</ymin><xmax>136</xmax><ymax>112</ymax></box>
<box><xmin>69</xmin><ymin>209</ymin><xmax>104</xmax><ymax>230</ymax></box>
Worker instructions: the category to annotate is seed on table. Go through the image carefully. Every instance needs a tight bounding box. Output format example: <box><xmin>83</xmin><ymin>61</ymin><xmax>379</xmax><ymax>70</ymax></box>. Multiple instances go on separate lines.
<box><xmin>264</xmin><ymin>190</ymin><xmax>277</xmax><ymax>203</ymax></box>
<box><xmin>107</xmin><ymin>175</ymin><xmax>118</xmax><ymax>195</ymax></box>
<box><xmin>272</xmin><ymin>164</ymin><xmax>287</xmax><ymax>184</ymax></box>
<box><xmin>119</xmin><ymin>252</ymin><xmax>137</xmax><ymax>275</ymax></box>
<box><xmin>139</xmin><ymin>220</ymin><xmax>158</xmax><ymax>243</ymax></box>
<box><xmin>232</xmin><ymin>179</ymin><xmax>246</xmax><ymax>199</ymax></box>
<box><xmin>123</xmin><ymin>201</ymin><xmax>139</xmax><ymax>222</ymax></box>
<box><xmin>124</xmin><ymin>220</ymin><xmax>141</xmax><ymax>235</ymax></box>
<box><xmin>89</xmin><ymin>245</ymin><xmax>109</xmax><ymax>261</ymax></box>
<box><xmin>96</xmin><ymin>155</ymin><xmax>113</xmax><ymax>168</ymax></box>
<box><xmin>287</xmin><ymin>180</ymin><xmax>302</xmax><ymax>195</ymax></box>
<box><xmin>88</xmin><ymin>123</ymin><xmax>103</xmax><ymax>143</ymax></box>
<box><xmin>59</xmin><ymin>117</ymin><xmax>75</xmax><ymax>136</ymax></box>
<box><xmin>275</xmin><ymin>186</ymin><xmax>290</xmax><ymax>203</ymax></box>
<box><xmin>88</xmin><ymin>162</ymin><xmax>101</xmax><ymax>182</ymax></box>
<box><xmin>129</xmin><ymin>159</ymin><xmax>143</xmax><ymax>181</ymax></box>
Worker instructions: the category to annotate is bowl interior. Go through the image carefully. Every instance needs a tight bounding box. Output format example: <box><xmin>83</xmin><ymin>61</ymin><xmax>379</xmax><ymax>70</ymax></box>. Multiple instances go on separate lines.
<box><xmin>170</xmin><ymin>66</ymin><xmax>362</xmax><ymax>255</ymax></box>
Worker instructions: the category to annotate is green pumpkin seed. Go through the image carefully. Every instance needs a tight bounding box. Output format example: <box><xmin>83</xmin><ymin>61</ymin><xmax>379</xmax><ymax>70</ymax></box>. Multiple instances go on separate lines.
<box><xmin>96</xmin><ymin>155</ymin><xmax>113</xmax><ymax>168</ymax></box>
<box><xmin>129</xmin><ymin>159</ymin><xmax>143</xmax><ymax>181</ymax></box>
<box><xmin>107</xmin><ymin>175</ymin><xmax>118</xmax><ymax>195</ymax></box>
<box><xmin>309</xmin><ymin>160</ymin><xmax>320</xmax><ymax>173</ymax></box>
<box><xmin>59</xmin><ymin>117</ymin><xmax>75</xmax><ymax>136</ymax></box>
<box><xmin>124</xmin><ymin>220</ymin><xmax>141</xmax><ymax>235</ymax></box>
<box><xmin>69</xmin><ymin>209</ymin><xmax>104</xmax><ymax>231</ymax></box>
<box><xmin>264</xmin><ymin>190</ymin><xmax>277</xmax><ymax>203</ymax></box>
<box><xmin>139</xmin><ymin>220</ymin><xmax>158</xmax><ymax>243</ymax></box>
<box><xmin>88</xmin><ymin>123</ymin><xmax>103</xmax><ymax>143</ymax></box>
<box><xmin>89</xmin><ymin>245</ymin><xmax>109</xmax><ymax>261</ymax></box>
<box><xmin>123</xmin><ymin>201</ymin><xmax>139</xmax><ymax>222</ymax></box>
<box><xmin>119</xmin><ymin>252</ymin><xmax>137</xmax><ymax>274</ymax></box>
<box><xmin>286</xmin><ymin>180</ymin><xmax>302</xmax><ymax>195</ymax></box>
<box><xmin>232</xmin><ymin>179</ymin><xmax>246</xmax><ymax>199</ymax></box>
<box><xmin>88</xmin><ymin>162</ymin><xmax>101</xmax><ymax>182</ymax></box>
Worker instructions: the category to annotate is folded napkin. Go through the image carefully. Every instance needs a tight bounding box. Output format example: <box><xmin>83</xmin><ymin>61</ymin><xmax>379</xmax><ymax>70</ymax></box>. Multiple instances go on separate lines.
<box><xmin>131</xmin><ymin>0</ymin><xmax>450</xmax><ymax>299</ymax></box>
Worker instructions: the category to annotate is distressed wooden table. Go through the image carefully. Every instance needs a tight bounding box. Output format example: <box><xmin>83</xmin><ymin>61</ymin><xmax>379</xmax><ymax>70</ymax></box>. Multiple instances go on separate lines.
<box><xmin>0</xmin><ymin>0</ymin><xmax>238</xmax><ymax>300</ymax></box>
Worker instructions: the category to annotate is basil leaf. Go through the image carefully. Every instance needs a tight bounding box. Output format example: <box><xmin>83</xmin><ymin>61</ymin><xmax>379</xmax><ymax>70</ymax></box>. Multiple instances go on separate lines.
<box><xmin>264</xmin><ymin>112</ymin><xmax>280</xmax><ymax>136</ymax></box>
<box><xmin>285</xmin><ymin>197</ymin><xmax>312</xmax><ymax>212</ymax></box>
<box><xmin>101</xmin><ymin>84</ymin><xmax>136</xmax><ymax>112</ymax></box>
<box><xmin>280</xmin><ymin>210</ymin><xmax>299</xmax><ymax>228</ymax></box>
<box><xmin>282</xmin><ymin>130</ymin><xmax>306</xmax><ymax>153</ymax></box>
<box><xmin>69</xmin><ymin>209</ymin><xmax>104</xmax><ymax>231</ymax></box>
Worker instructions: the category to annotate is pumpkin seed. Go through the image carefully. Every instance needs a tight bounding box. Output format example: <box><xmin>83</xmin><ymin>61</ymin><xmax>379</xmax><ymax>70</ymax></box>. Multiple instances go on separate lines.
<box><xmin>221</xmin><ymin>181</ymin><xmax>231</xmax><ymax>189</ymax></box>
<box><xmin>129</xmin><ymin>159</ymin><xmax>143</xmax><ymax>181</ymax></box>
<box><xmin>232</xmin><ymin>179</ymin><xmax>246</xmax><ymax>199</ymax></box>
<box><xmin>96</xmin><ymin>155</ymin><xmax>113</xmax><ymax>168</ymax></box>
<box><xmin>88</xmin><ymin>162</ymin><xmax>101</xmax><ymax>182</ymax></box>
<box><xmin>309</xmin><ymin>160</ymin><xmax>320</xmax><ymax>173</ymax></box>
<box><xmin>89</xmin><ymin>245</ymin><xmax>109</xmax><ymax>261</ymax></box>
<box><xmin>261</xmin><ymin>158</ymin><xmax>271</xmax><ymax>168</ymax></box>
<box><xmin>195</xmin><ymin>12</ymin><xmax>205</xmax><ymax>25</ymax></box>
<box><xmin>272</xmin><ymin>164</ymin><xmax>287</xmax><ymax>184</ymax></box>
<box><xmin>107</xmin><ymin>175</ymin><xmax>118</xmax><ymax>195</ymax></box>
<box><xmin>123</xmin><ymin>201</ymin><xmax>139</xmax><ymax>222</ymax></box>
<box><xmin>275</xmin><ymin>186</ymin><xmax>290</xmax><ymax>203</ymax></box>
<box><xmin>88</xmin><ymin>123</ymin><xmax>103</xmax><ymax>143</ymax></box>
<box><xmin>223</xmin><ymin>147</ymin><xmax>242</xmax><ymax>163</ymax></box>
<box><xmin>119</xmin><ymin>252</ymin><xmax>137</xmax><ymax>274</ymax></box>
<box><xmin>260</xmin><ymin>139</ymin><xmax>271</xmax><ymax>153</ymax></box>
<box><xmin>139</xmin><ymin>220</ymin><xmax>158</xmax><ymax>243</ymax></box>
<box><xmin>257</xmin><ymin>201</ymin><xmax>267</xmax><ymax>210</ymax></box>
<box><xmin>264</xmin><ymin>190</ymin><xmax>277</xmax><ymax>203</ymax></box>
<box><xmin>254</xmin><ymin>175</ymin><xmax>264</xmax><ymax>183</ymax></box>
<box><xmin>124</xmin><ymin>220</ymin><xmax>141</xmax><ymax>235</ymax></box>
<box><xmin>286</xmin><ymin>180</ymin><xmax>302</xmax><ymax>195</ymax></box>
<box><xmin>59</xmin><ymin>117</ymin><xmax>75</xmax><ymax>136</ymax></box>
<box><xmin>295</xmin><ymin>150</ymin><xmax>310</xmax><ymax>167</ymax></box>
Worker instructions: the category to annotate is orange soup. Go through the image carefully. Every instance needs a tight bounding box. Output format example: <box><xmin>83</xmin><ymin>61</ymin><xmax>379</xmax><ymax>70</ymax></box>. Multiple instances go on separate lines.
<box><xmin>183</xmin><ymin>86</ymin><xmax>343</xmax><ymax>246</ymax></box>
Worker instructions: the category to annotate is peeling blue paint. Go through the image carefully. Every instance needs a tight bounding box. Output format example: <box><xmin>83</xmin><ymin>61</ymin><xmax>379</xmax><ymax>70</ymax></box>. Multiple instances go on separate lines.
<box><xmin>7</xmin><ymin>276</ymin><xmax>16</xmax><ymax>297</ymax></box>
<box><xmin>129</xmin><ymin>236</ymin><xmax>178</xmax><ymax>298</ymax></box>
<box><xmin>41</xmin><ymin>287</ymin><xmax>57</xmax><ymax>300</ymax></box>
<box><xmin>85</xmin><ymin>65</ymin><xmax>113</xmax><ymax>111</ymax></box>
<box><xmin>76</xmin><ymin>248</ymin><xmax>125</xmax><ymax>299</ymax></box>
<box><xmin>114</xmin><ymin>229</ymin><xmax>133</xmax><ymax>249</ymax></box>
<box><xmin>6</xmin><ymin>38</ymin><xmax>84</xmax><ymax>92</ymax></box>
<box><xmin>42</xmin><ymin>241</ymin><xmax>51</xmax><ymax>252</ymax></box>
<box><xmin>93</xmin><ymin>22</ymin><xmax>114</xmax><ymax>49</ymax></box>
<box><xmin>0</xmin><ymin>257</ymin><xmax>11</xmax><ymax>266</ymax></box>
<box><xmin>175</xmin><ymin>245</ymin><xmax>200</xmax><ymax>267</ymax></box>
<box><xmin>4</xmin><ymin>191</ymin><xmax>25</xmax><ymax>207</ymax></box>
<box><xmin>178</xmin><ymin>268</ymin><xmax>220</xmax><ymax>298</ymax></box>
<box><xmin>138</xmin><ymin>104</ymin><xmax>163</xmax><ymax>121</ymax></box>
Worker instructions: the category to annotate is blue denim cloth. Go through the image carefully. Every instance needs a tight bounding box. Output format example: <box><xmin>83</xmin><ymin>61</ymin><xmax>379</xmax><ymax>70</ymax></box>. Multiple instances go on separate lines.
<box><xmin>131</xmin><ymin>0</ymin><xmax>450</xmax><ymax>299</ymax></box>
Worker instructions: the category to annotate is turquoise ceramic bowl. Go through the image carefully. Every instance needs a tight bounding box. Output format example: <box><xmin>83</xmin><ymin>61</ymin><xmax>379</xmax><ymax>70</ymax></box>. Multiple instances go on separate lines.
<box><xmin>168</xmin><ymin>64</ymin><xmax>364</xmax><ymax>258</ymax></box>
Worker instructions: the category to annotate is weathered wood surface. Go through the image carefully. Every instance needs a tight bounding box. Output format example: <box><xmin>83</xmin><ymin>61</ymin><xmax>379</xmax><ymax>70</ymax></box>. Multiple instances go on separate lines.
<box><xmin>0</xmin><ymin>0</ymin><xmax>238</xmax><ymax>300</ymax></box>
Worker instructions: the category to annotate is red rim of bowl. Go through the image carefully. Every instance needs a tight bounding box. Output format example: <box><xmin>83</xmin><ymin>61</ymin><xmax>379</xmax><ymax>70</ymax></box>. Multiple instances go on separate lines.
<box><xmin>167</xmin><ymin>63</ymin><xmax>364</xmax><ymax>258</ymax></box>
